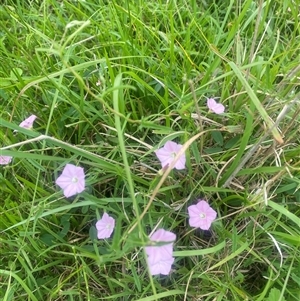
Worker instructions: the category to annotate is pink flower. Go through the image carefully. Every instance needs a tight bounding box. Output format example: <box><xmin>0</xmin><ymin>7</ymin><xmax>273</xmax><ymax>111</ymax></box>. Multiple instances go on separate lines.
<box><xmin>145</xmin><ymin>229</ymin><xmax>176</xmax><ymax>259</ymax></box>
<box><xmin>55</xmin><ymin>164</ymin><xmax>85</xmax><ymax>197</ymax></box>
<box><xmin>146</xmin><ymin>254</ymin><xmax>175</xmax><ymax>276</ymax></box>
<box><xmin>155</xmin><ymin>141</ymin><xmax>186</xmax><ymax>170</ymax></box>
<box><xmin>207</xmin><ymin>98</ymin><xmax>225</xmax><ymax>114</ymax></box>
<box><xmin>145</xmin><ymin>229</ymin><xmax>176</xmax><ymax>275</ymax></box>
<box><xmin>96</xmin><ymin>213</ymin><xmax>115</xmax><ymax>239</ymax></box>
<box><xmin>19</xmin><ymin>115</ymin><xmax>37</xmax><ymax>129</ymax></box>
<box><xmin>188</xmin><ymin>200</ymin><xmax>217</xmax><ymax>230</ymax></box>
<box><xmin>0</xmin><ymin>156</ymin><xmax>13</xmax><ymax>165</ymax></box>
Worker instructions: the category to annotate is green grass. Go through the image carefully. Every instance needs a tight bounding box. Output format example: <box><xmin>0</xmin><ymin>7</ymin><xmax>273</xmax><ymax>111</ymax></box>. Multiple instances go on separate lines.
<box><xmin>0</xmin><ymin>0</ymin><xmax>300</xmax><ymax>300</ymax></box>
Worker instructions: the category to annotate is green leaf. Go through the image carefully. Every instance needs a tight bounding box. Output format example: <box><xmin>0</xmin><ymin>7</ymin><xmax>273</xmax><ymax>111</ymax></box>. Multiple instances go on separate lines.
<box><xmin>211</xmin><ymin>131</ymin><xmax>224</xmax><ymax>146</ymax></box>
<box><xmin>265</xmin><ymin>288</ymin><xmax>286</xmax><ymax>301</ymax></box>
<box><xmin>229</xmin><ymin>62</ymin><xmax>283</xmax><ymax>144</ymax></box>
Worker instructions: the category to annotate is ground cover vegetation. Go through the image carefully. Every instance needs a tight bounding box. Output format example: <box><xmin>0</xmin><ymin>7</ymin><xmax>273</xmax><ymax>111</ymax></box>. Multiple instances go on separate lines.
<box><xmin>0</xmin><ymin>0</ymin><xmax>299</xmax><ymax>300</ymax></box>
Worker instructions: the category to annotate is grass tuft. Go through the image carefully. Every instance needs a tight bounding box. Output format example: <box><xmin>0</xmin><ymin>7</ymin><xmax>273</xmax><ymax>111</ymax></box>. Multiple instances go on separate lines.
<box><xmin>1</xmin><ymin>0</ymin><xmax>299</xmax><ymax>300</ymax></box>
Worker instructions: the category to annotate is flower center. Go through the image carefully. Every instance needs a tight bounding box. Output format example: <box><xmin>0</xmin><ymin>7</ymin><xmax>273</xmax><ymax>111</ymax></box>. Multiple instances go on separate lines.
<box><xmin>171</xmin><ymin>152</ymin><xmax>177</xmax><ymax>158</ymax></box>
<box><xmin>199</xmin><ymin>213</ymin><xmax>206</xmax><ymax>219</ymax></box>
<box><xmin>71</xmin><ymin>177</ymin><xmax>78</xmax><ymax>183</ymax></box>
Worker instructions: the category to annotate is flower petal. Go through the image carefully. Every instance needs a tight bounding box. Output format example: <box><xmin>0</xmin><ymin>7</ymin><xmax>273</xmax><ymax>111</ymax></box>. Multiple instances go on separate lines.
<box><xmin>144</xmin><ymin>229</ymin><xmax>176</xmax><ymax>275</ymax></box>
<box><xmin>150</xmin><ymin>229</ymin><xmax>176</xmax><ymax>242</ymax></box>
<box><xmin>96</xmin><ymin>213</ymin><xmax>115</xmax><ymax>239</ymax></box>
<box><xmin>0</xmin><ymin>156</ymin><xmax>13</xmax><ymax>165</ymax></box>
<box><xmin>147</xmin><ymin>255</ymin><xmax>174</xmax><ymax>275</ymax></box>
<box><xmin>188</xmin><ymin>200</ymin><xmax>217</xmax><ymax>230</ymax></box>
<box><xmin>19</xmin><ymin>115</ymin><xmax>37</xmax><ymax>129</ymax></box>
<box><xmin>207</xmin><ymin>98</ymin><xmax>225</xmax><ymax>114</ymax></box>
<box><xmin>55</xmin><ymin>164</ymin><xmax>85</xmax><ymax>198</ymax></box>
<box><xmin>155</xmin><ymin>141</ymin><xmax>186</xmax><ymax>170</ymax></box>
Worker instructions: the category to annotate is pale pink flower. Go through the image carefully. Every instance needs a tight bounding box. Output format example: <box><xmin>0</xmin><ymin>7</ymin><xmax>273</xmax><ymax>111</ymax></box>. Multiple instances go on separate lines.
<box><xmin>0</xmin><ymin>156</ymin><xmax>13</xmax><ymax>165</ymax></box>
<box><xmin>145</xmin><ymin>229</ymin><xmax>176</xmax><ymax>259</ymax></box>
<box><xmin>145</xmin><ymin>229</ymin><xmax>176</xmax><ymax>275</ymax></box>
<box><xmin>207</xmin><ymin>98</ymin><xmax>225</xmax><ymax>114</ymax></box>
<box><xmin>155</xmin><ymin>141</ymin><xmax>186</xmax><ymax>170</ymax></box>
<box><xmin>55</xmin><ymin>164</ymin><xmax>85</xmax><ymax>197</ymax></box>
<box><xmin>146</xmin><ymin>254</ymin><xmax>175</xmax><ymax>276</ymax></box>
<box><xmin>188</xmin><ymin>200</ymin><xmax>217</xmax><ymax>230</ymax></box>
<box><xmin>19</xmin><ymin>115</ymin><xmax>37</xmax><ymax>129</ymax></box>
<box><xmin>96</xmin><ymin>213</ymin><xmax>115</xmax><ymax>239</ymax></box>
